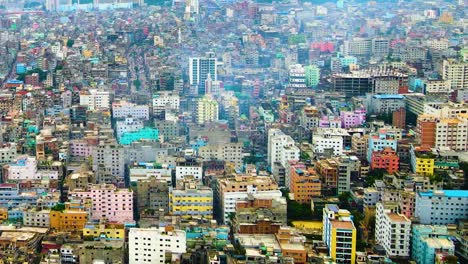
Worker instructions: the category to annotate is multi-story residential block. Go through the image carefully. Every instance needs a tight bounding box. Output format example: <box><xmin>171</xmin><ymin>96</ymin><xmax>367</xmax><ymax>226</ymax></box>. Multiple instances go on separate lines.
<box><xmin>83</xmin><ymin>222</ymin><xmax>126</xmax><ymax>240</ymax></box>
<box><xmin>50</xmin><ymin>201</ymin><xmax>89</xmax><ymax>232</ymax></box>
<box><xmin>435</xmin><ymin>115</ymin><xmax>468</xmax><ymax>151</ymax></box>
<box><xmin>315</xmin><ymin>155</ymin><xmax>360</xmax><ymax>196</ymax></box>
<box><xmin>233</xmin><ymin>197</ymin><xmax>287</xmax><ymax>234</ymax></box>
<box><xmin>340</xmin><ymin>108</ymin><xmax>366</xmax><ymax>128</ymax></box>
<box><xmin>424</xmin><ymin>79</ymin><xmax>452</xmax><ymax>94</ymax></box>
<box><xmin>112</xmin><ymin>100</ymin><xmax>149</xmax><ymax>120</ymax></box>
<box><xmin>69</xmin><ymin>184</ymin><xmax>134</xmax><ymax>224</ymax></box>
<box><xmin>128</xmin><ymin>227</ymin><xmax>186</xmax><ymax>264</ymax></box>
<box><xmin>410</xmin><ymin>145</ymin><xmax>435</xmax><ymax>176</ymax></box>
<box><xmin>322</xmin><ymin>204</ymin><xmax>357</xmax><ymax>264</ymax></box>
<box><xmin>213</xmin><ymin>175</ymin><xmax>282</xmax><ymax>223</ymax></box>
<box><xmin>175</xmin><ymin>158</ymin><xmax>203</xmax><ymax>181</ymax></box>
<box><xmin>152</xmin><ymin>91</ymin><xmax>180</xmax><ymax>115</ymax></box>
<box><xmin>371</xmin><ymin>147</ymin><xmax>399</xmax><ymax>174</ymax></box>
<box><xmin>288</xmin><ymin>64</ymin><xmax>307</xmax><ymax>88</ymax></box>
<box><xmin>134</xmin><ymin>176</ymin><xmax>169</xmax><ymax>217</ymax></box>
<box><xmin>367</xmin><ymin>130</ymin><xmax>397</xmax><ymax>162</ymax></box>
<box><xmin>119</xmin><ymin>127</ymin><xmax>159</xmax><ymax>145</ymax></box>
<box><xmin>22</xmin><ymin>209</ymin><xmax>50</xmax><ymax>227</ymax></box>
<box><xmin>299</xmin><ymin>106</ymin><xmax>319</xmax><ymax>131</ymax></box>
<box><xmin>366</xmin><ymin>94</ymin><xmax>406</xmax><ymax>114</ymax></box>
<box><xmin>375</xmin><ymin>202</ymin><xmax>411</xmax><ymax>258</ymax></box>
<box><xmin>305</xmin><ymin>65</ymin><xmax>320</xmax><ymax>87</ymax></box>
<box><xmin>3</xmin><ymin>156</ymin><xmax>38</xmax><ymax>181</ymax></box>
<box><xmin>198</xmin><ymin>143</ymin><xmax>244</xmax><ymax>170</ymax></box>
<box><xmin>169</xmin><ymin>181</ymin><xmax>213</xmax><ymax>219</ymax></box>
<box><xmin>268</xmin><ymin>128</ymin><xmax>300</xmax><ymax>171</ymax></box>
<box><xmin>116</xmin><ymin>117</ymin><xmax>144</xmax><ymax>139</ymax></box>
<box><xmin>92</xmin><ymin>140</ymin><xmax>125</xmax><ymax>180</ymax></box>
<box><xmin>351</xmin><ymin>134</ymin><xmax>367</xmax><ymax>160</ymax></box>
<box><xmin>312</xmin><ymin>130</ymin><xmax>344</xmax><ymax>157</ymax></box>
<box><xmin>290</xmin><ymin>164</ymin><xmax>321</xmax><ymax>204</ymax></box>
<box><xmin>79</xmin><ymin>89</ymin><xmax>110</xmax><ymax>110</ymax></box>
<box><xmin>417</xmin><ymin>115</ymin><xmax>437</xmax><ymax>147</ymax></box>
<box><xmin>196</xmin><ymin>95</ymin><xmax>219</xmax><ymax>124</ymax></box>
<box><xmin>412</xmin><ymin>225</ymin><xmax>455</xmax><ymax>264</ymax></box>
<box><xmin>415</xmin><ymin>190</ymin><xmax>468</xmax><ymax>225</ymax></box>
<box><xmin>442</xmin><ymin>59</ymin><xmax>468</xmax><ymax>89</ymax></box>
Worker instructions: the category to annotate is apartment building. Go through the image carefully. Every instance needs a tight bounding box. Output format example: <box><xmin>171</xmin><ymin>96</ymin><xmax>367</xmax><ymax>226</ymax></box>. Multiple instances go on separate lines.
<box><xmin>128</xmin><ymin>227</ymin><xmax>186</xmax><ymax>264</ymax></box>
<box><xmin>112</xmin><ymin>100</ymin><xmax>149</xmax><ymax>120</ymax></box>
<box><xmin>375</xmin><ymin>202</ymin><xmax>411</xmax><ymax>258</ymax></box>
<box><xmin>415</xmin><ymin>190</ymin><xmax>468</xmax><ymax>225</ymax></box>
<box><xmin>213</xmin><ymin>175</ymin><xmax>282</xmax><ymax>223</ymax></box>
<box><xmin>69</xmin><ymin>184</ymin><xmax>134</xmax><ymax>224</ymax></box>
<box><xmin>169</xmin><ymin>181</ymin><xmax>213</xmax><ymax>220</ymax></box>
<box><xmin>322</xmin><ymin>204</ymin><xmax>357</xmax><ymax>264</ymax></box>
<box><xmin>290</xmin><ymin>165</ymin><xmax>321</xmax><ymax>204</ymax></box>
<box><xmin>268</xmin><ymin>128</ymin><xmax>300</xmax><ymax>171</ymax></box>
<box><xmin>79</xmin><ymin>89</ymin><xmax>110</xmax><ymax>110</ymax></box>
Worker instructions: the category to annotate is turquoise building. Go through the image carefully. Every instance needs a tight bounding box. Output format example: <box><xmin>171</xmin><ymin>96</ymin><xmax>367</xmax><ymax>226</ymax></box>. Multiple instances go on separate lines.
<box><xmin>305</xmin><ymin>65</ymin><xmax>320</xmax><ymax>87</ymax></box>
<box><xmin>119</xmin><ymin>127</ymin><xmax>159</xmax><ymax>145</ymax></box>
<box><xmin>411</xmin><ymin>225</ymin><xmax>455</xmax><ymax>264</ymax></box>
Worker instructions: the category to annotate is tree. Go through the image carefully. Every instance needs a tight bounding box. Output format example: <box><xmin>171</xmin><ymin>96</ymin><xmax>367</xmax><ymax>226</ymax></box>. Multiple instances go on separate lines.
<box><xmin>133</xmin><ymin>79</ymin><xmax>141</xmax><ymax>90</ymax></box>
<box><xmin>361</xmin><ymin>207</ymin><xmax>376</xmax><ymax>241</ymax></box>
<box><xmin>66</xmin><ymin>39</ymin><xmax>74</xmax><ymax>48</ymax></box>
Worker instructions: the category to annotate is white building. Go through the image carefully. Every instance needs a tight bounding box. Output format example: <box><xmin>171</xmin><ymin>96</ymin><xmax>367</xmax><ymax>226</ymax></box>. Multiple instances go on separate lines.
<box><xmin>435</xmin><ymin>116</ymin><xmax>468</xmax><ymax>151</ymax></box>
<box><xmin>128</xmin><ymin>227</ymin><xmax>186</xmax><ymax>264</ymax></box>
<box><xmin>312</xmin><ymin>132</ymin><xmax>344</xmax><ymax>156</ymax></box>
<box><xmin>215</xmin><ymin>175</ymin><xmax>283</xmax><ymax>223</ymax></box>
<box><xmin>79</xmin><ymin>89</ymin><xmax>110</xmax><ymax>110</ymax></box>
<box><xmin>415</xmin><ymin>190</ymin><xmax>468</xmax><ymax>225</ymax></box>
<box><xmin>116</xmin><ymin>117</ymin><xmax>144</xmax><ymax>139</ymax></box>
<box><xmin>442</xmin><ymin>59</ymin><xmax>468</xmax><ymax>89</ymax></box>
<box><xmin>267</xmin><ymin>129</ymin><xmax>300</xmax><ymax>171</ymax></box>
<box><xmin>112</xmin><ymin>100</ymin><xmax>150</xmax><ymax>120</ymax></box>
<box><xmin>376</xmin><ymin>202</ymin><xmax>411</xmax><ymax>258</ymax></box>
<box><xmin>424</xmin><ymin>79</ymin><xmax>452</xmax><ymax>94</ymax></box>
<box><xmin>175</xmin><ymin>165</ymin><xmax>203</xmax><ymax>181</ymax></box>
<box><xmin>4</xmin><ymin>156</ymin><xmax>38</xmax><ymax>181</ymax></box>
<box><xmin>23</xmin><ymin>209</ymin><xmax>50</xmax><ymax>227</ymax></box>
<box><xmin>189</xmin><ymin>52</ymin><xmax>218</xmax><ymax>86</ymax></box>
<box><xmin>288</xmin><ymin>64</ymin><xmax>307</xmax><ymax>88</ymax></box>
<box><xmin>152</xmin><ymin>92</ymin><xmax>180</xmax><ymax>115</ymax></box>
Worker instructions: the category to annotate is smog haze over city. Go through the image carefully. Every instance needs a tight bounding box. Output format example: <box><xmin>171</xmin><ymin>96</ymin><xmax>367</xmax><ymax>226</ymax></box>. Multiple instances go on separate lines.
<box><xmin>0</xmin><ymin>0</ymin><xmax>466</xmax><ymax>263</ymax></box>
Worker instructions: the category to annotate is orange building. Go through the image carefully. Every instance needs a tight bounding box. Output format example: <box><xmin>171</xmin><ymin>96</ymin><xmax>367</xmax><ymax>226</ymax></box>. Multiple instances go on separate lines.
<box><xmin>276</xmin><ymin>227</ymin><xmax>307</xmax><ymax>264</ymax></box>
<box><xmin>371</xmin><ymin>147</ymin><xmax>400</xmax><ymax>174</ymax></box>
<box><xmin>290</xmin><ymin>165</ymin><xmax>321</xmax><ymax>204</ymax></box>
<box><xmin>315</xmin><ymin>159</ymin><xmax>338</xmax><ymax>194</ymax></box>
<box><xmin>0</xmin><ymin>208</ymin><xmax>7</xmax><ymax>223</ymax></box>
<box><xmin>417</xmin><ymin>115</ymin><xmax>437</xmax><ymax>147</ymax></box>
<box><xmin>50</xmin><ymin>202</ymin><xmax>89</xmax><ymax>232</ymax></box>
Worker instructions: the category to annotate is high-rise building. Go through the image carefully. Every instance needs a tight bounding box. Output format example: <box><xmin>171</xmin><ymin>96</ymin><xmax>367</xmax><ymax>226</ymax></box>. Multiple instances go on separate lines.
<box><xmin>288</xmin><ymin>64</ymin><xmax>307</xmax><ymax>88</ymax></box>
<box><xmin>322</xmin><ymin>204</ymin><xmax>356</xmax><ymax>264</ymax></box>
<box><xmin>376</xmin><ymin>202</ymin><xmax>411</xmax><ymax>258</ymax></box>
<box><xmin>305</xmin><ymin>65</ymin><xmax>320</xmax><ymax>87</ymax></box>
<box><xmin>267</xmin><ymin>129</ymin><xmax>300</xmax><ymax>172</ymax></box>
<box><xmin>196</xmin><ymin>96</ymin><xmax>219</xmax><ymax>124</ymax></box>
<box><xmin>442</xmin><ymin>59</ymin><xmax>468</xmax><ymax>89</ymax></box>
<box><xmin>189</xmin><ymin>52</ymin><xmax>218</xmax><ymax>91</ymax></box>
<box><xmin>128</xmin><ymin>227</ymin><xmax>186</xmax><ymax>264</ymax></box>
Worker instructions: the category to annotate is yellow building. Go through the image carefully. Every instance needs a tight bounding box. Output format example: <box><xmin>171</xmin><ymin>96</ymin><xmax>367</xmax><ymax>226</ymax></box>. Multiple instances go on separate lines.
<box><xmin>323</xmin><ymin>205</ymin><xmax>356</xmax><ymax>264</ymax></box>
<box><xmin>411</xmin><ymin>145</ymin><xmax>435</xmax><ymax>176</ymax></box>
<box><xmin>50</xmin><ymin>202</ymin><xmax>89</xmax><ymax>232</ymax></box>
<box><xmin>169</xmin><ymin>181</ymin><xmax>213</xmax><ymax>220</ymax></box>
<box><xmin>83</xmin><ymin>223</ymin><xmax>125</xmax><ymax>240</ymax></box>
<box><xmin>0</xmin><ymin>208</ymin><xmax>7</xmax><ymax>223</ymax></box>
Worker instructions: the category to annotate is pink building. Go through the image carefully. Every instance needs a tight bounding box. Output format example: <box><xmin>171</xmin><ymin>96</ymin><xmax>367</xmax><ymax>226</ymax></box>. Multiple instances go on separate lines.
<box><xmin>69</xmin><ymin>184</ymin><xmax>134</xmax><ymax>224</ymax></box>
<box><xmin>69</xmin><ymin>140</ymin><xmax>93</xmax><ymax>157</ymax></box>
<box><xmin>319</xmin><ymin>116</ymin><xmax>342</xmax><ymax>128</ymax></box>
<box><xmin>340</xmin><ymin>108</ymin><xmax>366</xmax><ymax>128</ymax></box>
<box><xmin>399</xmin><ymin>192</ymin><xmax>415</xmax><ymax>219</ymax></box>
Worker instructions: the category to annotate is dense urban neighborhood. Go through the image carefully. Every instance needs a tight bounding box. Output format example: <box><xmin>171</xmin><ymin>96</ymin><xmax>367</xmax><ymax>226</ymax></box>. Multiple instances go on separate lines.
<box><xmin>0</xmin><ymin>0</ymin><xmax>466</xmax><ymax>263</ymax></box>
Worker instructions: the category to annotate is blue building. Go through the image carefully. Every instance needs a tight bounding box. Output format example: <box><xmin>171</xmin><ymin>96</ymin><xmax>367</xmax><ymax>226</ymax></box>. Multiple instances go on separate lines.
<box><xmin>16</xmin><ymin>63</ymin><xmax>26</xmax><ymax>74</ymax></box>
<box><xmin>367</xmin><ymin>130</ymin><xmax>398</xmax><ymax>162</ymax></box>
<box><xmin>411</xmin><ymin>225</ymin><xmax>455</xmax><ymax>264</ymax></box>
<box><xmin>415</xmin><ymin>190</ymin><xmax>468</xmax><ymax>225</ymax></box>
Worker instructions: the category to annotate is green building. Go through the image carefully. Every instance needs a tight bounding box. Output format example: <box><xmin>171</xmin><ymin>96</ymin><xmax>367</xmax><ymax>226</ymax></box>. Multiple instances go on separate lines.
<box><xmin>305</xmin><ymin>65</ymin><xmax>320</xmax><ymax>87</ymax></box>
